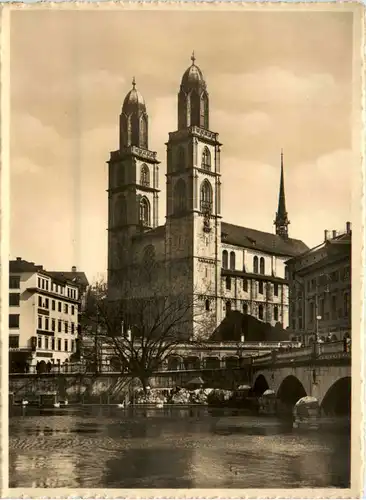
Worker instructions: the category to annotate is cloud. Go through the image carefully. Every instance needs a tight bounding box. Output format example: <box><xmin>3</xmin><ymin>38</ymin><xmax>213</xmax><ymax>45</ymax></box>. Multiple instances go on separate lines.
<box><xmin>212</xmin><ymin>110</ymin><xmax>272</xmax><ymax>137</ymax></box>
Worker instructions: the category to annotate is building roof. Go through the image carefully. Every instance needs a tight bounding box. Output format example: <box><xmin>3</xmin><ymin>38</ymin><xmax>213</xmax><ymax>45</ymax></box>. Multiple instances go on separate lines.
<box><xmin>122</xmin><ymin>77</ymin><xmax>146</xmax><ymax>115</ymax></box>
<box><xmin>47</xmin><ymin>271</ymin><xmax>89</xmax><ymax>288</ymax></box>
<box><xmin>221</xmin><ymin>222</ymin><xmax>309</xmax><ymax>257</ymax></box>
<box><xmin>10</xmin><ymin>258</ymin><xmax>43</xmax><ymax>273</ymax></box>
<box><xmin>180</xmin><ymin>53</ymin><xmax>207</xmax><ymax>93</ymax></box>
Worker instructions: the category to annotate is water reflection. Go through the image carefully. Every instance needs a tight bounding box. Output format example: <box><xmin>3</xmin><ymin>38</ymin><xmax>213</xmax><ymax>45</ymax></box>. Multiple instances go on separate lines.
<box><xmin>9</xmin><ymin>406</ymin><xmax>350</xmax><ymax>489</ymax></box>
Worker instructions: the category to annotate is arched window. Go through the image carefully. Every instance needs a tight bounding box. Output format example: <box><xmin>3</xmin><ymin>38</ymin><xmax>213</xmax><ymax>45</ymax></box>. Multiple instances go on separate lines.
<box><xmin>243</xmin><ymin>303</ymin><xmax>248</xmax><ymax>315</ymax></box>
<box><xmin>230</xmin><ymin>251</ymin><xmax>236</xmax><ymax>271</ymax></box>
<box><xmin>174</xmin><ymin>179</ymin><xmax>186</xmax><ymax>214</ymax></box>
<box><xmin>201</xmin><ymin>147</ymin><xmax>211</xmax><ymax>170</ymax></box>
<box><xmin>222</xmin><ymin>250</ymin><xmax>228</xmax><ymax>270</ymax></box>
<box><xmin>226</xmin><ymin>300</ymin><xmax>231</xmax><ymax>316</ymax></box>
<box><xmin>344</xmin><ymin>293</ymin><xmax>349</xmax><ymax>317</ymax></box>
<box><xmin>201</xmin><ymin>93</ymin><xmax>209</xmax><ymax>129</ymax></box>
<box><xmin>190</xmin><ymin>90</ymin><xmax>200</xmax><ymax>126</ymax></box>
<box><xmin>226</xmin><ymin>277</ymin><xmax>231</xmax><ymax>290</ymax></box>
<box><xmin>274</xmin><ymin>306</ymin><xmax>279</xmax><ymax>322</ymax></box>
<box><xmin>115</xmin><ymin>196</ymin><xmax>127</xmax><ymax>227</ymax></box>
<box><xmin>260</xmin><ymin>257</ymin><xmax>265</xmax><ymax>275</ymax></box>
<box><xmin>177</xmin><ymin>147</ymin><xmax>185</xmax><ymax>171</ymax></box>
<box><xmin>258</xmin><ymin>304</ymin><xmax>264</xmax><ymax>320</ymax></box>
<box><xmin>243</xmin><ymin>278</ymin><xmax>248</xmax><ymax>292</ymax></box>
<box><xmin>200</xmin><ymin>180</ymin><xmax>213</xmax><ymax>213</ymax></box>
<box><xmin>140</xmin><ymin>164</ymin><xmax>150</xmax><ymax>187</ymax></box>
<box><xmin>140</xmin><ymin>115</ymin><xmax>148</xmax><ymax>149</ymax></box>
<box><xmin>139</xmin><ymin>197</ymin><xmax>150</xmax><ymax>227</ymax></box>
<box><xmin>253</xmin><ymin>256</ymin><xmax>259</xmax><ymax>274</ymax></box>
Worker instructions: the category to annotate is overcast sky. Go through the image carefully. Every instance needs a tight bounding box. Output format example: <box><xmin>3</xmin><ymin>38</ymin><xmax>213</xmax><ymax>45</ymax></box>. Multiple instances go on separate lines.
<box><xmin>10</xmin><ymin>8</ymin><xmax>356</xmax><ymax>282</ymax></box>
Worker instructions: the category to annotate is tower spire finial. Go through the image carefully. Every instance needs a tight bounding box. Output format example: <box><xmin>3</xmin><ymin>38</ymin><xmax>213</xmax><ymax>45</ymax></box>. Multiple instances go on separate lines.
<box><xmin>191</xmin><ymin>50</ymin><xmax>196</xmax><ymax>65</ymax></box>
<box><xmin>274</xmin><ymin>149</ymin><xmax>290</xmax><ymax>238</ymax></box>
<box><xmin>132</xmin><ymin>76</ymin><xmax>136</xmax><ymax>89</ymax></box>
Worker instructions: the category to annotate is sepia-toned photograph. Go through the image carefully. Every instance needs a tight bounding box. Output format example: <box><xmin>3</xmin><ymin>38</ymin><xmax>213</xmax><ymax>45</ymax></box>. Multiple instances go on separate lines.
<box><xmin>4</xmin><ymin>2</ymin><xmax>363</xmax><ymax>496</ymax></box>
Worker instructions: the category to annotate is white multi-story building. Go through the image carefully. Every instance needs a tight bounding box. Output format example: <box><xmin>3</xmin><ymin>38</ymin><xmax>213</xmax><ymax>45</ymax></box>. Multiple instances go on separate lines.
<box><xmin>9</xmin><ymin>258</ymin><xmax>88</xmax><ymax>372</ymax></box>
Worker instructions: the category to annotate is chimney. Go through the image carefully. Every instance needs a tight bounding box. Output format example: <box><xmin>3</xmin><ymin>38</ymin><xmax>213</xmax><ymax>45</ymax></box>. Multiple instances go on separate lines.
<box><xmin>16</xmin><ymin>257</ymin><xmax>21</xmax><ymax>261</ymax></box>
<box><xmin>324</xmin><ymin>230</ymin><xmax>329</xmax><ymax>242</ymax></box>
<box><xmin>71</xmin><ymin>266</ymin><xmax>77</xmax><ymax>272</ymax></box>
<box><xmin>332</xmin><ymin>230</ymin><xmax>337</xmax><ymax>239</ymax></box>
<box><xmin>346</xmin><ymin>221</ymin><xmax>351</xmax><ymax>234</ymax></box>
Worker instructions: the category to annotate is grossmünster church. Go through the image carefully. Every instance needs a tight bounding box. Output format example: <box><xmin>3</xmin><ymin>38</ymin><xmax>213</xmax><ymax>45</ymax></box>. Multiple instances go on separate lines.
<box><xmin>107</xmin><ymin>54</ymin><xmax>308</xmax><ymax>339</ymax></box>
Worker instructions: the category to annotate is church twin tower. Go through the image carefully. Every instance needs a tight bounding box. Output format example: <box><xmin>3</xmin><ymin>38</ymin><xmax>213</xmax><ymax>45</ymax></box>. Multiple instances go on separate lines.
<box><xmin>107</xmin><ymin>54</ymin><xmax>290</xmax><ymax>322</ymax></box>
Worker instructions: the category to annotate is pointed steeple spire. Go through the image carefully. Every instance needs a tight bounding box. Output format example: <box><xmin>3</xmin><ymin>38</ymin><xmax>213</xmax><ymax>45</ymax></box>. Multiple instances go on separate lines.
<box><xmin>274</xmin><ymin>149</ymin><xmax>290</xmax><ymax>238</ymax></box>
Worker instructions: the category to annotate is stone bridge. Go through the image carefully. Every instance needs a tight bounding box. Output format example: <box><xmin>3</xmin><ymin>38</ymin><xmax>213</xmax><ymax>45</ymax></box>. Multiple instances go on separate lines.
<box><xmin>251</xmin><ymin>341</ymin><xmax>351</xmax><ymax>415</ymax></box>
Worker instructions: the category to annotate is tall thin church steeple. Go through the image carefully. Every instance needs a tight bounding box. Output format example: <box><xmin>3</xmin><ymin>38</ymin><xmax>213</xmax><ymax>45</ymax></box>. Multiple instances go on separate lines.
<box><xmin>274</xmin><ymin>150</ymin><xmax>290</xmax><ymax>238</ymax></box>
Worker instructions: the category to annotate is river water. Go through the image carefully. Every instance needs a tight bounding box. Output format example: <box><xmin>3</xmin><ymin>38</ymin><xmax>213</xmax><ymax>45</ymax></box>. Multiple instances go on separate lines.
<box><xmin>9</xmin><ymin>406</ymin><xmax>350</xmax><ymax>489</ymax></box>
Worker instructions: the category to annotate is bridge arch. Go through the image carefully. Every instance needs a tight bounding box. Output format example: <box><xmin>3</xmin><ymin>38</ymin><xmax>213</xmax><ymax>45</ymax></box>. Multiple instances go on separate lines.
<box><xmin>252</xmin><ymin>374</ymin><xmax>270</xmax><ymax>396</ymax></box>
<box><xmin>321</xmin><ymin>376</ymin><xmax>351</xmax><ymax>416</ymax></box>
<box><xmin>277</xmin><ymin>375</ymin><xmax>307</xmax><ymax>405</ymax></box>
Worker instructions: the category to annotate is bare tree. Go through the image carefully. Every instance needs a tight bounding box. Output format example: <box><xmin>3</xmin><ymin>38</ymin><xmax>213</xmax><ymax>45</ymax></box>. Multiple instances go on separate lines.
<box><xmin>80</xmin><ymin>265</ymin><xmax>216</xmax><ymax>393</ymax></box>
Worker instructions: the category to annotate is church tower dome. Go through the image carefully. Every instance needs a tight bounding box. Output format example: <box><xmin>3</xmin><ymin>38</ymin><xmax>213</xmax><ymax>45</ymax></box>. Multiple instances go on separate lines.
<box><xmin>120</xmin><ymin>77</ymin><xmax>148</xmax><ymax>149</ymax></box>
<box><xmin>180</xmin><ymin>52</ymin><xmax>207</xmax><ymax>93</ymax></box>
<box><xmin>122</xmin><ymin>77</ymin><xmax>146</xmax><ymax>115</ymax></box>
<box><xmin>178</xmin><ymin>52</ymin><xmax>209</xmax><ymax>130</ymax></box>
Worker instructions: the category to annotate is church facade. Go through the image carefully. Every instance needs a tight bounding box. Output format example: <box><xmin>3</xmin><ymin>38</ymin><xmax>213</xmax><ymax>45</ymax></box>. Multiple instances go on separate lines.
<box><xmin>107</xmin><ymin>55</ymin><xmax>308</xmax><ymax>340</ymax></box>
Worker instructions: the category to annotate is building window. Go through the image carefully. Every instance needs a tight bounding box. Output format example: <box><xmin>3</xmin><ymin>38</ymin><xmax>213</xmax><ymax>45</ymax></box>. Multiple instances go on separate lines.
<box><xmin>226</xmin><ymin>300</ymin><xmax>231</xmax><ymax>316</ymax></box>
<box><xmin>71</xmin><ymin>323</ymin><xmax>75</xmax><ymax>334</ymax></box>
<box><xmin>173</xmin><ymin>179</ymin><xmax>187</xmax><ymax>214</ymax></box>
<box><xmin>200</xmin><ymin>180</ymin><xmax>213</xmax><ymax>214</ymax></box>
<box><xmin>44</xmin><ymin>317</ymin><xmax>49</xmax><ymax>330</ymax></box>
<box><xmin>38</xmin><ymin>296</ymin><xmax>42</xmax><ymax>307</ymax></box>
<box><xmin>9</xmin><ymin>314</ymin><xmax>20</xmax><ymax>329</ymax></box>
<box><xmin>258</xmin><ymin>304</ymin><xmax>264</xmax><ymax>320</ymax></box>
<box><xmin>226</xmin><ymin>276</ymin><xmax>231</xmax><ymax>290</ymax></box>
<box><xmin>205</xmin><ymin>299</ymin><xmax>210</xmax><ymax>312</ymax></box>
<box><xmin>58</xmin><ymin>302</ymin><xmax>62</xmax><ymax>312</ymax></box>
<box><xmin>63</xmin><ymin>303</ymin><xmax>68</xmax><ymax>314</ymax></box>
<box><xmin>230</xmin><ymin>251</ymin><xmax>236</xmax><ymax>271</ymax></box>
<box><xmin>58</xmin><ymin>339</ymin><xmax>61</xmax><ymax>351</ymax></box>
<box><xmin>38</xmin><ymin>277</ymin><xmax>41</xmax><ymax>288</ymax></box>
<box><xmin>9</xmin><ymin>335</ymin><xmax>19</xmax><ymax>349</ymax></box>
<box><xmin>45</xmin><ymin>337</ymin><xmax>49</xmax><ymax>350</ymax></box>
<box><xmin>243</xmin><ymin>303</ymin><xmax>248</xmax><ymax>315</ymax></box>
<box><xmin>45</xmin><ymin>298</ymin><xmax>49</xmax><ymax>309</ymax></box>
<box><xmin>331</xmin><ymin>295</ymin><xmax>337</xmax><ymax>319</ymax></box>
<box><xmin>9</xmin><ymin>293</ymin><xmax>20</xmax><ymax>306</ymax></box>
<box><xmin>274</xmin><ymin>283</ymin><xmax>279</xmax><ymax>296</ymax></box>
<box><xmin>320</xmin><ymin>298</ymin><xmax>325</xmax><ymax>318</ymax></box>
<box><xmin>260</xmin><ymin>257</ymin><xmax>265</xmax><ymax>275</ymax></box>
<box><xmin>344</xmin><ymin>293</ymin><xmax>349</xmax><ymax>317</ymax></box>
<box><xmin>274</xmin><ymin>306</ymin><xmax>279</xmax><ymax>322</ymax></box>
<box><xmin>258</xmin><ymin>282</ymin><xmax>264</xmax><ymax>294</ymax></box>
<box><xmin>71</xmin><ymin>340</ymin><xmax>75</xmax><ymax>352</ymax></box>
<box><xmin>65</xmin><ymin>340</ymin><xmax>68</xmax><ymax>352</ymax></box>
<box><xmin>243</xmin><ymin>279</ymin><xmax>248</xmax><ymax>292</ymax></box>
<box><xmin>140</xmin><ymin>164</ymin><xmax>150</xmax><ymax>187</ymax></box>
<box><xmin>201</xmin><ymin>147</ymin><xmax>211</xmax><ymax>170</ymax></box>
<box><xmin>51</xmin><ymin>338</ymin><xmax>55</xmax><ymax>351</ymax></box>
<box><xmin>52</xmin><ymin>319</ymin><xmax>56</xmax><ymax>331</ymax></box>
<box><xmin>71</xmin><ymin>305</ymin><xmax>75</xmax><ymax>315</ymax></box>
<box><xmin>139</xmin><ymin>197</ymin><xmax>150</xmax><ymax>227</ymax></box>
<box><xmin>222</xmin><ymin>250</ymin><xmax>228</xmax><ymax>270</ymax></box>
<box><xmin>253</xmin><ymin>256</ymin><xmax>258</xmax><ymax>274</ymax></box>
<box><xmin>38</xmin><ymin>336</ymin><xmax>42</xmax><ymax>348</ymax></box>
<box><xmin>52</xmin><ymin>300</ymin><xmax>55</xmax><ymax>311</ymax></box>
<box><xmin>65</xmin><ymin>322</ymin><xmax>68</xmax><ymax>333</ymax></box>
<box><xmin>9</xmin><ymin>276</ymin><xmax>20</xmax><ymax>289</ymax></box>
<box><xmin>58</xmin><ymin>320</ymin><xmax>62</xmax><ymax>333</ymax></box>
<box><xmin>177</xmin><ymin>146</ymin><xmax>185</xmax><ymax>171</ymax></box>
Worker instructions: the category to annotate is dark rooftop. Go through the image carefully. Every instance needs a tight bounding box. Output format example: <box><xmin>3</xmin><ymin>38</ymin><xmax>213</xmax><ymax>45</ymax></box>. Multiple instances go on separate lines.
<box><xmin>47</xmin><ymin>271</ymin><xmax>89</xmax><ymax>288</ymax></box>
<box><xmin>10</xmin><ymin>258</ymin><xmax>43</xmax><ymax>273</ymax></box>
<box><xmin>221</xmin><ymin>222</ymin><xmax>309</xmax><ymax>257</ymax></box>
